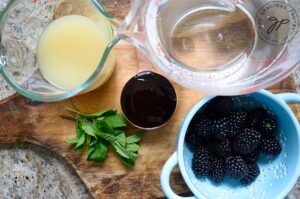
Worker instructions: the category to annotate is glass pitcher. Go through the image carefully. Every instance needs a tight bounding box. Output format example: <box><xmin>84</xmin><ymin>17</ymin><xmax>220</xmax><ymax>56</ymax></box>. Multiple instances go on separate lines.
<box><xmin>0</xmin><ymin>0</ymin><xmax>300</xmax><ymax>102</ymax></box>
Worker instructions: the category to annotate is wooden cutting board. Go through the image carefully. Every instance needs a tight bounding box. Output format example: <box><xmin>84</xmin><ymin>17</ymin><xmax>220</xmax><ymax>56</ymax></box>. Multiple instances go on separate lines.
<box><xmin>0</xmin><ymin>1</ymin><xmax>299</xmax><ymax>198</ymax></box>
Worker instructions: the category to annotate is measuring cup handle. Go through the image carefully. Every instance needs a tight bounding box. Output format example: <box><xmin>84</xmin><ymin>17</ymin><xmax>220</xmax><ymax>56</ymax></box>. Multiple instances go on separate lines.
<box><xmin>160</xmin><ymin>153</ymin><xmax>196</xmax><ymax>199</ymax></box>
<box><xmin>276</xmin><ymin>93</ymin><xmax>300</xmax><ymax>104</ymax></box>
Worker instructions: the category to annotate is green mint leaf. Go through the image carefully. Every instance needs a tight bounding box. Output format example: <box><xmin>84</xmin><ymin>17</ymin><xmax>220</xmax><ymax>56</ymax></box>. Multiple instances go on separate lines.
<box><xmin>75</xmin><ymin>133</ymin><xmax>86</xmax><ymax>151</ymax></box>
<box><xmin>126</xmin><ymin>143</ymin><xmax>140</xmax><ymax>152</ymax></box>
<box><xmin>75</xmin><ymin>116</ymin><xmax>86</xmax><ymax>139</ymax></box>
<box><xmin>74</xmin><ymin>144</ymin><xmax>84</xmax><ymax>153</ymax></box>
<box><xmin>82</xmin><ymin>124</ymin><xmax>97</xmax><ymax>138</ymax></box>
<box><xmin>126</xmin><ymin>131</ymin><xmax>144</xmax><ymax>144</ymax></box>
<box><xmin>103</xmin><ymin>114</ymin><xmax>128</xmax><ymax>129</ymax></box>
<box><xmin>92</xmin><ymin>120</ymin><xmax>105</xmax><ymax>135</ymax></box>
<box><xmin>65</xmin><ymin>108</ymin><xmax>144</xmax><ymax>166</ymax></box>
<box><xmin>128</xmin><ymin>151</ymin><xmax>138</xmax><ymax>158</ymax></box>
<box><xmin>86</xmin><ymin>135</ymin><xmax>91</xmax><ymax>145</ymax></box>
<box><xmin>94</xmin><ymin>120</ymin><xmax>117</xmax><ymax>135</ymax></box>
<box><xmin>89</xmin><ymin>138</ymin><xmax>98</xmax><ymax>147</ymax></box>
<box><xmin>116</xmin><ymin>131</ymin><xmax>126</xmax><ymax>147</ymax></box>
<box><xmin>97</xmin><ymin>132</ymin><xmax>117</xmax><ymax>143</ymax></box>
<box><xmin>112</xmin><ymin>142</ymin><xmax>132</xmax><ymax>159</ymax></box>
<box><xmin>67</xmin><ymin>108</ymin><xmax>117</xmax><ymax>119</ymax></box>
<box><xmin>87</xmin><ymin>141</ymin><xmax>107</xmax><ymax>162</ymax></box>
<box><xmin>65</xmin><ymin>137</ymin><xmax>79</xmax><ymax>145</ymax></box>
<box><xmin>121</xmin><ymin>157</ymin><xmax>136</xmax><ymax>167</ymax></box>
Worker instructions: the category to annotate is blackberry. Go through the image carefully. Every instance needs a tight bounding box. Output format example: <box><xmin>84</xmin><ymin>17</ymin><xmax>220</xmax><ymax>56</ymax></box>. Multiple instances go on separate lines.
<box><xmin>188</xmin><ymin>117</ymin><xmax>212</xmax><ymax>138</ymax></box>
<box><xmin>224</xmin><ymin>119</ymin><xmax>240</xmax><ymax>138</ymax></box>
<box><xmin>185</xmin><ymin>130</ymin><xmax>203</xmax><ymax>148</ymax></box>
<box><xmin>243</xmin><ymin>149</ymin><xmax>259</xmax><ymax>163</ymax></box>
<box><xmin>240</xmin><ymin>163</ymin><xmax>260</xmax><ymax>184</ymax></box>
<box><xmin>225</xmin><ymin>156</ymin><xmax>249</xmax><ymax>179</ymax></box>
<box><xmin>203</xmin><ymin>96</ymin><xmax>233</xmax><ymax>119</ymax></box>
<box><xmin>212</xmin><ymin>118</ymin><xmax>230</xmax><ymax>140</ymax></box>
<box><xmin>248</xmin><ymin>108</ymin><xmax>269</xmax><ymax>129</ymax></box>
<box><xmin>209</xmin><ymin>157</ymin><xmax>225</xmax><ymax>183</ymax></box>
<box><xmin>201</xmin><ymin>136</ymin><xmax>215</xmax><ymax>154</ymax></box>
<box><xmin>192</xmin><ymin>146</ymin><xmax>212</xmax><ymax>176</ymax></box>
<box><xmin>233</xmin><ymin>128</ymin><xmax>262</xmax><ymax>155</ymax></box>
<box><xmin>229</xmin><ymin>109</ymin><xmax>248</xmax><ymax>129</ymax></box>
<box><xmin>214</xmin><ymin>139</ymin><xmax>232</xmax><ymax>158</ymax></box>
<box><xmin>261</xmin><ymin>117</ymin><xmax>277</xmax><ymax>136</ymax></box>
<box><xmin>260</xmin><ymin>137</ymin><xmax>282</xmax><ymax>155</ymax></box>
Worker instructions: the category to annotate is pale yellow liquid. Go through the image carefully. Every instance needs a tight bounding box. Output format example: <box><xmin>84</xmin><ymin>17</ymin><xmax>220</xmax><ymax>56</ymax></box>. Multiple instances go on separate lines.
<box><xmin>37</xmin><ymin>15</ymin><xmax>115</xmax><ymax>90</ymax></box>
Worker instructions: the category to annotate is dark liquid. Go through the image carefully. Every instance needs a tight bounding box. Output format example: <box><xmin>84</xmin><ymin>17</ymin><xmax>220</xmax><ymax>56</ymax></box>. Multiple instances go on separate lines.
<box><xmin>121</xmin><ymin>71</ymin><xmax>177</xmax><ymax>129</ymax></box>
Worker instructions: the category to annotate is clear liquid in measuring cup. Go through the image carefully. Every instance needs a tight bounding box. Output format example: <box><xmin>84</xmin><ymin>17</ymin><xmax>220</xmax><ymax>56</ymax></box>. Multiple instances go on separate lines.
<box><xmin>159</xmin><ymin>7</ymin><xmax>256</xmax><ymax>72</ymax></box>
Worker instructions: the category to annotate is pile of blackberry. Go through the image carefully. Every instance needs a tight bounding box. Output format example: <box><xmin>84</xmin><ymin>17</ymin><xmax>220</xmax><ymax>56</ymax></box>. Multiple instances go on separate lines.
<box><xmin>186</xmin><ymin>97</ymin><xmax>282</xmax><ymax>184</ymax></box>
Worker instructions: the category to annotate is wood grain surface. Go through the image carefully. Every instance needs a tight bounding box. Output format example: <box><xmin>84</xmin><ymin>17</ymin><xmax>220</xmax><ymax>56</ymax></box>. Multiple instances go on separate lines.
<box><xmin>0</xmin><ymin>1</ymin><xmax>299</xmax><ymax>198</ymax></box>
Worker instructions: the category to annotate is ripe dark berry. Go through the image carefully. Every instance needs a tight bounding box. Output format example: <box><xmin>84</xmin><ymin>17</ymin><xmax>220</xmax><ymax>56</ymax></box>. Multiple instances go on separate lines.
<box><xmin>192</xmin><ymin>146</ymin><xmax>212</xmax><ymax>176</ymax></box>
<box><xmin>188</xmin><ymin>117</ymin><xmax>212</xmax><ymax>138</ymax></box>
<box><xmin>225</xmin><ymin>156</ymin><xmax>249</xmax><ymax>179</ymax></box>
<box><xmin>214</xmin><ymin>139</ymin><xmax>232</xmax><ymax>158</ymax></box>
<box><xmin>185</xmin><ymin>130</ymin><xmax>203</xmax><ymax>148</ymax></box>
<box><xmin>233</xmin><ymin>128</ymin><xmax>262</xmax><ymax>155</ymax></box>
<box><xmin>201</xmin><ymin>136</ymin><xmax>215</xmax><ymax>153</ymax></box>
<box><xmin>224</xmin><ymin>118</ymin><xmax>240</xmax><ymax>138</ymax></box>
<box><xmin>240</xmin><ymin>163</ymin><xmax>260</xmax><ymax>184</ymax></box>
<box><xmin>209</xmin><ymin>157</ymin><xmax>225</xmax><ymax>183</ymax></box>
<box><xmin>243</xmin><ymin>149</ymin><xmax>259</xmax><ymax>163</ymax></box>
<box><xmin>260</xmin><ymin>137</ymin><xmax>282</xmax><ymax>155</ymax></box>
<box><xmin>229</xmin><ymin>109</ymin><xmax>248</xmax><ymax>129</ymax></box>
<box><xmin>212</xmin><ymin>118</ymin><xmax>230</xmax><ymax>140</ymax></box>
<box><xmin>248</xmin><ymin>108</ymin><xmax>269</xmax><ymax>129</ymax></box>
<box><xmin>203</xmin><ymin>96</ymin><xmax>233</xmax><ymax>119</ymax></box>
<box><xmin>261</xmin><ymin>117</ymin><xmax>277</xmax><ymax>136</ymax></box>
<box><xmin>189</xmin><ymin>103</ymin><xmax>281</xmax><ymax>186</ymax></box>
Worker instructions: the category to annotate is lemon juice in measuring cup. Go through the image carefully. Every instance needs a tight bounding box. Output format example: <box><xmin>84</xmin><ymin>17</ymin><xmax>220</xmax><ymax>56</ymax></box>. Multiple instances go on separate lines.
<box><xmin>37</xmin><ymin>15</ymin><xmax>115</xmax><ymax>91</ymax></box>
<box><xmin>0</xmin><ymin>0</ymin><xmax>116</xmax><ymax>102</ymax></box>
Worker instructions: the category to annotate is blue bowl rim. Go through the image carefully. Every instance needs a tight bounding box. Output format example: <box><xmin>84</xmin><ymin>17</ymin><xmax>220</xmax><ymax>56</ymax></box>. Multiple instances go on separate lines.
<box><xmin>177</xmin><ymin>90</ymin><xmax>300</xmax><ymax>199</ymax></box>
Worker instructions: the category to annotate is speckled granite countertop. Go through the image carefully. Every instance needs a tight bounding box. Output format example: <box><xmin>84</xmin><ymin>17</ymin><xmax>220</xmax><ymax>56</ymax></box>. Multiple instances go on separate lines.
<box><xmin>0</xmin><ymin>144</ymin><xmax>92</xmax><ymax>199</ymax></box>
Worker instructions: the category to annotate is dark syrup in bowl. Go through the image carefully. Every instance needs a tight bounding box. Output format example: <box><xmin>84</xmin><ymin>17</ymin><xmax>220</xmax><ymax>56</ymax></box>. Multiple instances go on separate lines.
<box><xmin>121</xmin><ymin>71</ymin><xmax>177</xmax><ymax>129</ymax></box>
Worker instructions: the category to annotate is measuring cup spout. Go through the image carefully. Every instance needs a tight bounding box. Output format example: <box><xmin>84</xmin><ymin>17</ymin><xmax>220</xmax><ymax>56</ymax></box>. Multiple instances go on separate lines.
<box><xmin>90</xmin><ymin>0</ymin><xmax>122</xmax><ymax>27</ymax></box>
<box><xmin>90</xmin><ymin>0</ymin><xmax>147</xmax><ymax>53</ymax></box>
<box><xmin>115</xmin><ymin>0</ymin><xmax>149</xmax><ymax>55</ymax></box>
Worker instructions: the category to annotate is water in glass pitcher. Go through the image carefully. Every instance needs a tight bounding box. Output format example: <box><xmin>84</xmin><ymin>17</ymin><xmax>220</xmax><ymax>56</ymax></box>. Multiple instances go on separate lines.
<box><xmin>156</xmin><ymin>1</ymin><xmax>288</xmax><ymax>80</ymax></box>
<box><xmin>169</xmin><ymin>7</ymin><xmax>256</xmax><ymax>72</ymax></box>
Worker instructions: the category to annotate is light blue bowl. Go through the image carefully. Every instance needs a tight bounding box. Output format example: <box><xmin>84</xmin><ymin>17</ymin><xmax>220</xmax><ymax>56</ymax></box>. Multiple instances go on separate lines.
<box><xmin>161</xmin><ymin>90</ymin><xmax>300</xmax><ymax>199</ymax></box>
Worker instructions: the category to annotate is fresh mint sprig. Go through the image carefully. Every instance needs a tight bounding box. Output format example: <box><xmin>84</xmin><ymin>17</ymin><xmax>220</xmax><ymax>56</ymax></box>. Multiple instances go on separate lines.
<box><xmin>65</xmin><ymin>109</ymin><xmax>144</xmax><ymax>166</ymax></box>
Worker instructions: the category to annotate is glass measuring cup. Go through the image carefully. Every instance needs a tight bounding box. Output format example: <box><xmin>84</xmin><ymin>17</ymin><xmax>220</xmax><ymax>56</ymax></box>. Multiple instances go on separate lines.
<box><xmin>93</xmin><ymin>0</ymin><xmax>300</xmax><ymax>95</ymax></box>
<box><xmin>0</xmin><ymin>0</ymin><xmax>118</xmax><ymax>102</ymax></box>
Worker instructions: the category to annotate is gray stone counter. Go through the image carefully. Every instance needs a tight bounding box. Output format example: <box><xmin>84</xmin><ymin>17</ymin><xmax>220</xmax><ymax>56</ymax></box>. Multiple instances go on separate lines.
<box><xmin>0</xmin><ymin>144</ymin><xmax>92</xmax><ymax>199</ymax></box>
